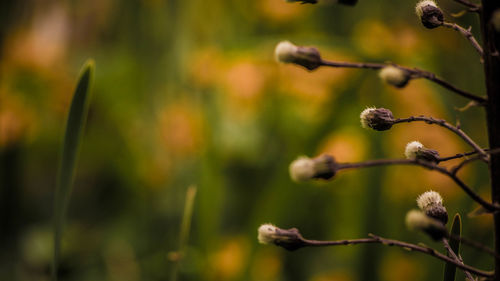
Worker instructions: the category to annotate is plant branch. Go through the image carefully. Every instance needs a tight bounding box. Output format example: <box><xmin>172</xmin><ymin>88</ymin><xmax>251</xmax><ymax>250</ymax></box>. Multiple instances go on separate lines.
<box><xmin>393</xmin><ymin>116</ymin><xmax>489</xmax><ymax>162</ymax></box>
<box><xmin>443</xmin><ymin>238</ymin><xmax>476</xmax><ymax>281</ymax></box>
<box><xmin>442</xmin><ymin>22</ymin><xmax>484</xmax><ymax>56</ymax></box>
<box><xmin>450</xmin><ymin>234</ymin><xmax>500</xmax><ymax>259</ymax></box>
<box><xmin>453</xmin><ymin>0</ymin><xmax>481</xmax><ymax>12</ymax></box>
<box><xmin>320</xmin><ymin>60</ymin><xmax>487</xmax><ymax>104</ymax></box>
<box><xmin>269</xmin><ymin>227</ymin><xmax>493</xmax><ymax>278</ymax></box>
<box><xmin>336</xmin><ymin>158</ymin><xmax>499</xmax><ymax>212</ymax></box>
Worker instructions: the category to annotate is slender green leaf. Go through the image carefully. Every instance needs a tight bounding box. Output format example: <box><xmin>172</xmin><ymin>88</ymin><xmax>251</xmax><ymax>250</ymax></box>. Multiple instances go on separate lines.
<box><xmin>52</xmin><ymin>59</ymin><xmax>95</xmax><ymax>281</ymax></box>
<box><xmin>443</xmin><ymin>213</ymin><xmax>462</xmax><ymax>281</ymax></box>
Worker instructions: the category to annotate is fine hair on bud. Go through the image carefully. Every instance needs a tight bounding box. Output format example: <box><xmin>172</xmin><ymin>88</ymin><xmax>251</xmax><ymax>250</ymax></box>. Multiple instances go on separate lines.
<box><xmin>417</xmin><ymin>190</ymin><xmax>448</xmax><ymax>224</ymax></box>
<box><xmin>257</xmin><ymin>224</ymin><xmax>305</xmax><ymax>251</ymax></box>
<box><xmin>360</xmin><ymin>107</ymin><xmax>395</xmax><ymax>131</ymax></box>
<box><xmin>379</xmin><ymin>66</ymin><xmax>410</xmax><ymax>88</ymax></box>
<box><xmin>274</xmin><ymin>41</ymin><xmax>322</xmax><ymax>71</ymax></box>
<box><xmin>289</xmin><ymin>155</ymin><xmax>337</xmax><ymax>182</ymax></box>
<box><xmin>404</xmin><ymin>141</ymin><xmax>440</xmax><ymax>163</ymax></box>
<box><xmin>405</xmin><ymin>210</ymin><xmax>447</xmax><ymax>240</ymax></box>
<box><xmin>415</xmin><ymin>0</ymin><xmax>444</xmax><ymax>29</ymax></box>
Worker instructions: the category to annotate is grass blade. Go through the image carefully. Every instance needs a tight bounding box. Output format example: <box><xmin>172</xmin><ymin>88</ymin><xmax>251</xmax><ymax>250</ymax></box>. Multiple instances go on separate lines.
<box><xmin>443</xmin><ymin>213</ymin><xmax>462</xmax><ymax>281</ymax></box>
<box><xmin>52</xmin><ymin>59</ymin><xmax>95</xmax><ymax>281</ymax></box>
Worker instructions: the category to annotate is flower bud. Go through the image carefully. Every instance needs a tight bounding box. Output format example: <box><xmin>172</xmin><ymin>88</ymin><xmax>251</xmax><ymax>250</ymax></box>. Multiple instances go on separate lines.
<box><xmin>379</xmin><ymin>66</ymin><xmax>410</xmax><ymax>88</ymax></box>
<box><xmin>360</xmin><ymin>107</ymin><xmax>395</xmax><ymax>131</ymax></box>
<box><xmin>405</xmin><ymin>210</ymin><xmax>447</xmax><ymax>240</ymax></box>
<box><xmin>289</xmin><ymin>155</ymin><xmax>337</xmax><ymax>182</ymax></box>
<box><xmin>404</xmin><ymin>141</ymin><xmax>440</xmax><ymax>163</ymax></box>
<box><xmin>492</xmin><ymin>9</ymin><xmax>500</xmax><ymax>33</ymax></box>
<box><xmin>415</xmin><ymin>0</ymin><xmax>444</xmax><ymax>29</ymax></box>
<box><xmin>417</xmin><ymin>190</ymin><xmax>448</xmax><ymax>224</ymax></box>
<box><xmin>257</xmin><ymin>224</ymin><xmax>305</xmax><ymax>251</ymax></box>
<box><xmin>275</xmin><ymin>41</ymin><xmax>322</xmax><ymax>71</ymax></box>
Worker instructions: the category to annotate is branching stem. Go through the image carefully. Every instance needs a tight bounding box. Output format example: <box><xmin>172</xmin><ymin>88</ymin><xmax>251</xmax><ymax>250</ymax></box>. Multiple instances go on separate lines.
<box><xmin>443</xmin><ymin>22</ymin><xmax>484</xmax><ymax>56</ymax></box>
<box><xmin>442</xmin><ymin>238</ymin><xmax>476</xmax><ymax>281</ymax></box>
<box><xmin>320</xmin><ymin>60</ymin><xmax>487</xmax><ymax>104</ymax></box>
<box><xmin>393</xmin><ymin>116</ymin><xmax>489</xmax><ymax>162</ymax></box>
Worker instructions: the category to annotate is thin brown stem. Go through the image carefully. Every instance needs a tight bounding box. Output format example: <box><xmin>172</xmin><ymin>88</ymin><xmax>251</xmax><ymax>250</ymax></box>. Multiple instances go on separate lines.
<box><xmin>299</xmin><ymin>234</ymin><xmax>493</xmax><ymax>277</ymax></box>
<box><xmin>320</xmin><ymin>60</ymin><xmax>487</xmax><ymax>104</ymax></box>
<box><xmin>451</xmin><ymin>234</ymin><xmax>500</xmax><ymax>259</ymax></box>
<box><xmin>443</xmin><ymin>22</ymin><xmax>484</xmax><ymax>56</ymax></box>
<box><xmin>393</xmin><ymin>116</ymin><xmax>489</xmax><ymax>162</ymax></box>
<box><xmin>453</xmin><ymin>0</ymin><xmax>481</xmax><ymax>12</ymax></box>
<box><xmin>443</xmin><ymin>238</ymin><xmax>476</xmax><ymax>281</ymax></box>
<box><xmin>336</xmin><ymin>158</ymin><xmax>499</xmax><ymax>211</ymax></box>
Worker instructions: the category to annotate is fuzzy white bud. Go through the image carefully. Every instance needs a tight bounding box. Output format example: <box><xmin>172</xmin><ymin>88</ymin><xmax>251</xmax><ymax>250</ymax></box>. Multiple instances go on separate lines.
<box><xmin>379</xmin><ymin>66</ymin><xmax>410</xmax><ymax>88</ymax></box>
<box><xmin>360</xmin><ymin>107</ymin><xmax>395</xmax><ymax>131</ymax></box>
<box><xmin>258</xmin><ymin>224</ymin><xmax>279</xmax><ymax>244</ymax></box>
<box><xmin>405</xmin><ymin>141</ymin><xmax>423</xmax><ymax>160</ymax></box>
<box><xmin>275</xmin><ymin>41</ymin><xmax>299</xmax><ymax>64</ymax></box>
<box><xmin>274</xmin><ymin>41</ymin><xmax>322</xmax><ymax>70</ymax></box>
<box><xmin>289</xmin><ymin>157</ymin><xmax>315</xmax><ymax>182</ymax></box>
<box><xmin>405</xmin><ymin>210</ymin><xmax>447</xmax><ymax>240</ymax></box>
<box><xmin>417</xmin><ymin>190</ymin><xmax>443</xmax><ymax>210</ymax></box>
<box><xmin>415</xmin><ymin>0</ymin><xmax>443</xmax><ymax>29</ymax></box>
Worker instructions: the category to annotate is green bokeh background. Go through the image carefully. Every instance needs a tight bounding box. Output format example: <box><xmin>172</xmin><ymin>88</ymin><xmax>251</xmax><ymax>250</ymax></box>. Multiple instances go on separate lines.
<box><xmin>0</xmin><ymin>0</ymin><xmax>493</xmax><ymax>280</ymax></box>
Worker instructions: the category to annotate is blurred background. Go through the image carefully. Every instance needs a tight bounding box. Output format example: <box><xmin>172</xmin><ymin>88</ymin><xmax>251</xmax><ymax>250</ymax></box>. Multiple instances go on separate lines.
<box><xmin>0</xmin><ymin>0</ymin><xmax>494</xmax><ymax>280</ymax></box>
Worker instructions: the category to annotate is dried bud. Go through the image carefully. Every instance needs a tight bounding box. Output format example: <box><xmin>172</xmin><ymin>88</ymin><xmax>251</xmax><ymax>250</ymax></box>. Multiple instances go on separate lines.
<box><xmin>405</xmin><ymin>210</ymin><xmax>448</xmax><ymax>240</ymax></box>
<box><xmin>257</xmin><ymin>224</ymin><xmax>305</xmax><ymax>251</ymax></box>
<box><xmin>379</xmin><ymin>66</ymin><xmax>410</xmax><ymax>88</ymax></box>
<box><xmin>286</xmin><ymin>0</ymin><xmax>318</xmax><ymax>3</ymax></box>
<box><xmin>360</xmin><ymin>107</ymin><xmax>395</xmax><ymax>131</ymax></box>
<box><xmin>338</xmin><ymin>0</ymin><xmax>358</xmax><ymax>5</ymax></box>
<box><xmin>415</xmin><ymin>0</ymin><xmax>444</xmax><ymax>29</ymax></box>
<box><xmin>275</xmin><ymin>41</ymin><xmax>322</xmax><ymax>71</ymax></box>
<box><xmin>492</xmin><ymin>9</ymin><xmax>500</xmax><ymax>33</ymax></box>
<box><xmin>289</xmin><ymin>155</ymin><xmax>337</xmax><ymax>182</ymax></box>
<box><xmin>417</xmin><ymin>190</ymin><xmax>448</xmax><ymax>224</ymax></box>
<box><xmin>404</xmin><ymin>141</ymin><xmax>440</xmax><ymax>163</ymax></box>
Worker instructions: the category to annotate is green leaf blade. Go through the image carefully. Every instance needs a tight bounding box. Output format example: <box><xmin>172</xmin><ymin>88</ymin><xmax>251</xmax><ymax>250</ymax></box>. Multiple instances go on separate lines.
<box><xmin>443</xmin><ymin>213</ymin><xmax>462</xmax><ymax>281</ymax></box>
<box><xmin>52</xmin><ymin>59</ymin><xmax>95</xmax><ymax>281</ymax></box>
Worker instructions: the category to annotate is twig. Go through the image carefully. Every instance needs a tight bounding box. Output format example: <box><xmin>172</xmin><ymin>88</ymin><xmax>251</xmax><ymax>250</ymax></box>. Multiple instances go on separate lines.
<box><xmin>320</xmin><ymin>60</ymin><xmax>487</xmax><ymax>104</ymax></box>
<box><xmin>271</xmin><ymin>227</ymin><xmax>493</xmax><ymax>278</ymax></box>
<box><xmin>336</xmin><ymin>158</ymin><xmax>499</xmax><ymax>212</ymax></box>
<box><xmin>442</xmin><ymin>22</ymin><xmax>484</xmax><ymax>56</ymax></box>
<box><xmin>450</xmin><ymin>234</ymin><xmax>500</xmax><ymax>259</ymax></box>
<box><xmin>453</xmin><ymin>0</ymin><xmax>481</xmax><ymax>12</ymax></box>
<box><xmin>443</xmin><ymin>238</ymin><xmax>476</xmax><ymax>281</ymax></box>
<box><xmin>393</xmin><ymin>116</ymin><xmax>489</xmax><ymax>162</ymax></box>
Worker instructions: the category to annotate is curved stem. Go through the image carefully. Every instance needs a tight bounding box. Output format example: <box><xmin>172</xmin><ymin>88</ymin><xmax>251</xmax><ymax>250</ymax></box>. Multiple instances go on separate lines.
<box><xmin>320</xmin><ymin>60</ymin><xmax>487</xmax><ymax>104</ymax></box>
<box><xmin>453</xmin><ymin>0</ymin><xmax>481</xmax><ymax>11</ymax></box>
<box><xmin>336</xmin><ymin>158</ymin><xmax>499</xmax><ymax>211</ymax></box>
<box><xmin>442</xmin><ymin>238</ymin><xmax>476</xmax><ymax>281</ymax></box>
<box><xmin>298</xmin><ymin>234</ymin><xmax>493</xmax><ymax>278</ymax></box>
<box><xmin>393</xmin><ymin>116</ymin><xmax>489</xmax><ymax>162</ymax></box>
<box><xmin>443</xmin><ymin>22</ymin><xmax>484</xmax><ymax>56</ymax></box>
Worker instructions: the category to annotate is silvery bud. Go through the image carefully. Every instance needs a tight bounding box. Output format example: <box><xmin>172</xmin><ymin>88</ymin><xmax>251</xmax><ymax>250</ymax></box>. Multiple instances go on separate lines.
<box><xmin>360</xmin><ymin>107</ymin><xmax>395</xmax><ymax>131</ymax></box>
<box><xmin>257</xmin><ymin>224</ymin><xmax>305</xmax><ymax>251</ymax></box>
<box><xmin>275</xmin><ymin>41</ymin><xmax>322</xmax><ymax>71</ymax></box>
<box><xmin>289</xmin><ymin>155</ymin><xmax>338</xmax><ymax>182</ymax></box>
<box><xmin>415</xmin><ymin>0</ymin><xmax>444</xmax><ymax>29</ymax></box>
<box><xmin>379</xmin><ymin>66</ymin><xmax>411</xmax><ymax>88</ymax></box>
<box><xmin>404</xmin><ymin>141</ymin><xmax>440</xmax><ymax>164</ymax></box>
<box><xmin>405</xmin><ymin>210</ymin><xmax>447</xmax><ymax>240</ymax></box>
<box><xmin>417</xmin><ymin>190</ymin><xmax>448</xmax><ymax>224</ymax></box>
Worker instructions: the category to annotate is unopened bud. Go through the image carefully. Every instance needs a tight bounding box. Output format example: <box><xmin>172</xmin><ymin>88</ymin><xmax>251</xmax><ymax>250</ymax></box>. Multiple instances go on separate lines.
<box><xmin>257</xmin><ymin>224</ymin><xmax>305</xmax><ymax>251</ymax></box>
<box><xmin>379</xmin><ymin>66</ymin><xmax>410</xmax><ymax>88</ymax></box>
<box><xmin>404</xmin><ymin>141</ymin><xmax>440</xmax><ymax>163</ymax></box>
<box><xmin>289</xmin><ymin>155</ymin><xmax>337</xmax><ymax>182</ymax></box>
<box><xmin>415</xmin><ymin>0</ymin><xmax>444</xmax><ymax>29</ymax></box>
<box><xmin>275</xmin><ymin>41</ymin><xmax>322</xmax><ymax>71</ymax></box>
<box><xmin>405</xmin><ymin>210</ymin><xmax>447</xmax><ymax>240</ymax></box>
<box><xmin>360</xmin><ymin>107</ymin><xmax>395</xmax><ymax>131</ymax></box>
<box><xmin>492</xmin><ymin>9</ymin><xmax>500</xmax><ymax>33</ymax></box>
<box><xmin>417</xmin><ymin>190</ymin><xmax>448</xmax><ymax>224</ymax></box>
